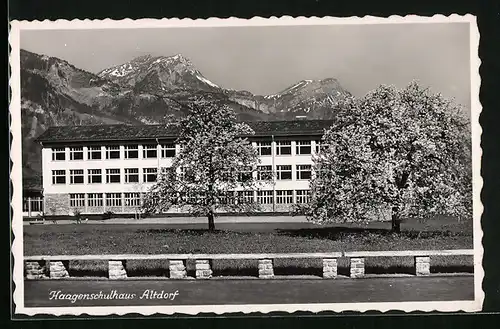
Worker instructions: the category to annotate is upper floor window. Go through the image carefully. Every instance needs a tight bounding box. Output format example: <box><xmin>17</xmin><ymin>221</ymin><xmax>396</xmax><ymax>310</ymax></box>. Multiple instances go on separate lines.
<box><xmin>296</xmin><ymin>141</ymin><xmax>311</xmax><ymax>155</ymax></box>
<box><xmin>315</xmin><ymin>140</ymin><xmax>328</xmax><ymax>154</ymax></box>
<box><xmin>161</xmin><ymin>143</ymin><xmax>176</xmax><ymax>158</ymax></box>
<box><xmin>69</xmin><ymin>147</ymin><xmax>84</xmax><ymax>160</ymax></box>
<box><xmin>88</xmin><ymin>169</ymin><xmax>102</xmax><ymax>184</ymax></box>
<box><xmin>276</xmin><ymin>165</ymin><xmax>292</xmax><ymax>180</ymax></box>
<box><xmin>296</xmin><ymin>190</ymin><xmax>311</xmax><ymax>204</ymax></box>
<box><xmin>238</xmin><ymin>166</ymin><xmax>253</xmax><ymax>182</ymax></box>
<box><xmin>143</xmin><ymin>145</ymin><xmax>158</xmax><ymax>159</ymax></box>
<box><xmin>124</xmin><ymin>145</ymin><xmax>139</xmax><ymax>159</ymax></box>
<box><xmin>143</xmin><ymin>168</ymin><xmax>157</xmax><ymax>183</ymax></box>
<box><xmin>296</xmin><ymin>164</ymin><xmax>312</xmax><ymax>180</ymax></box>
<box><xmin>69</xmin><ymin>169</ymin><xmax>84</xmax><ymax>184</ymax></box>
<box><xmin>106</xmin><ymin>168</ymin><xmax>121</xmax><ymax>183</ymax></box>
<box><xmin>256</xmin><ymin>141</ymin><xmax>272</xmax><ymax>156</ymax></box>
<box><xmin>106</xmin><ymin>145</ymin><xmax>120</xmax><ymax>159</ymax></box>
<box><xmin>257</xmin><ymin>165</ymin><xmax>273</xmax><ymax>181</ymax></box>
<box><xmin>69</xmin><ymin>193</ymin><xmax>85</xmax><ymax>207</ymax></box>
<box><xmin>88</xmin><ymin>146</ymin><xmax>102</xmax><ymax>160</ymax></box>
<box><xmin>52</xmin><ymin>148</ymin><xmax>65</xmax><ymax>161</ymax></box>
<box><xmin>276</xmin><ymin>190</ymin><xmax>293</xmax><ymax>204</ymax></box>
<box><xmin>125</xmin><ymin>168</ymin><xmax>139</xmax><ymax>183</ymax></box>
<box><xmin>256</xmin><ymin>190</ymin><xmax>273</xmax><ymax>205</ymax></box>
<box><xmin>276</xmin><ymin>141</ymin><xmax>292</xmax><ymax>156</ymax></box>
<box><xmin>52</xmin><ymin>170</ymin><xmax>66</xmax><ymax>184</ymax></box>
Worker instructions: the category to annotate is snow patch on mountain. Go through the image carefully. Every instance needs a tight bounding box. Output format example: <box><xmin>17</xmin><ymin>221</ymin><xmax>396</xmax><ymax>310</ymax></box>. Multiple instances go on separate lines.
<box><xmin>196</xmin><ymin>74</ymin><xmax>219</xmax><ymax>88</ymax></box>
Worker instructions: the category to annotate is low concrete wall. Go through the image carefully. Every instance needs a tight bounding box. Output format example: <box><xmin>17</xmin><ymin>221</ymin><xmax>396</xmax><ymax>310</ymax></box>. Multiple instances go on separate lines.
<box><xmin>24</xmin><ymin>249</ymin><xmax>472</xmax><ymax>280</ymax></box>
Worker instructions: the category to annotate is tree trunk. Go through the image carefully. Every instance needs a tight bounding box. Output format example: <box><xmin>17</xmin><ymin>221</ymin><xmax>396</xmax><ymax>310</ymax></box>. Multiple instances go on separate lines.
<box><xmin>391</xmin><ymin>206</ymin><xmax>401</xmax><ymax>233</ymax></box>
<box><xmin>207</xmin><ymin>210</ymin><xmax>215</xmax><ymax>231</ymax></box>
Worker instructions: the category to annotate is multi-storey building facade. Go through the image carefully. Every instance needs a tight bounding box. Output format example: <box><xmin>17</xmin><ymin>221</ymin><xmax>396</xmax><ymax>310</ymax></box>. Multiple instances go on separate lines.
<box><xmin>33</xmin><ymin>120</ymin><xmax>333</xmax><ymax>216</ymax></box>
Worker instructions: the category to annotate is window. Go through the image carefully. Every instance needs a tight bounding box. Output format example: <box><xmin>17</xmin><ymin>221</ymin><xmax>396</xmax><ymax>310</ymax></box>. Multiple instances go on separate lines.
<box><xmin>296</xmin><ymin>141</ymin><xmax>311</xmax><ymax>155</ymax></box>
<box><xmin>88</xmin><ymin>146</ymin><xmax>102</xmax><ymax>160</ymax></box>
<box><xmin>315</xmin><ymin>140</ymin><xmax>328</xmax><ymax>154</ymax></box>
<box><xmin>296</xmin><ymin>190</ymin><xmax>311</xmax><ymax>204</ymax></box>
<box><xmin>124</xmin><ymin>145</ymin><xmax>139</xmax><ymax>159</ymax></box>
<box><xmin>161</xmin><ymin>143</ymin><xmax>176</xmax><ymax>158</ymax></box>
<box><xmin>52</xmin><ymin>170</ymin><xmax>66</xmax><ymax>184</ymax></box>
<box><xmin>69</xmin><ymin>147</ymin><xmax>84</xmax><ymax>160</ymax></box>
<box><xmin>257</xmin><ymin>165</ymin><xmax>273</xmax><ymax>181</ymax></box>
<box><xmin>87</xmin><ymin>193</ymin><xmax>103</xmax><ymax>207</ymax></box>
<box><xmin>276</xmin><ymin>141</ymin><xmax>292</xmax><ymax>155</ymax></box>
<box><xmin>106</xmin><ymin>145</ymin><xmax>120</xmax><ymax>159</ymax></box>
<box><xmin>125</xmin><ymin>168</ymin><xmax>139</xmax><ymax>183</ymax></box>
<box><xmin>257</xmin><ymin>190</ymin><xmax>273</xmax><ymax>204</ymax></box>
<box><xmin>256</xmin><ymin>141</ymin><xmax>272</xmax><ymax>156</ymax></box>
<box><xmin>143</xmin><ymin>168</ymin><xmax>157</xmax><ymax>183</ymax></box>
<box><xmin>143</xmin><ymin>144</ymin><xmax>157</xmax><ymax>159</ymax></box>
<box><xmin>69</xmin><ymin>193</ymin><xmax>85</xmax><ymax>207</ymax></box>
<box><xmin>276</xmin><ymin>165</ymin><xmax>292</xmax><ymax>180</ymax></box>
<box><xmin>88</xmin><ymin>169</ymin><xmax>102</xmax><ymax>184</ymax></box>
<box><xmin>52</xmin><ymin>148</ymin><xmax>66</xmax><ymax>161</ymax></box>
<box><xmin>238</xmin><ymin>167</ymin><xmax>253</xmax><ymax>182</ymax></box>
<box><xmin>296</xmin><ymin>165</ymin><xmax>312</xmax><ymax>180</ymax></box>
<box><xmin>276</xmin><ymin>190</ymin><xmax>293</xmax><ymax>204</ymax></box>
<box><xmin>106</xmin><ymin>168</ymin><xmax>121</xmax><ymax>183</ymax></box>
<box><xmin>69</xmin><ymin>169</ymin><xmax>84</xmax><ymax>184</ymax></box>
<box><xmin>124</xmin><ymin>192</ymin><xmax>141</xmax><ymax>207</ymax></box>
<box><xmin>105</xmin><ymin>193</ymin><xmax>122</xmax><ymax>207</ymax></box>
<box><xmin>237</xmin><ymin>191</ymin><xmax>254</xmax><ymax>204</ymax></box>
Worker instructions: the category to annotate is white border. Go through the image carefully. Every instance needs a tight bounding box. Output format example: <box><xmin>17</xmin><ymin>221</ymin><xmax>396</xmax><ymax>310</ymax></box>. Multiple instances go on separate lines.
<box><xmin>9</xmin><ymin>14</ymin><xmax>483</xmax><ymax>316</ymax></box>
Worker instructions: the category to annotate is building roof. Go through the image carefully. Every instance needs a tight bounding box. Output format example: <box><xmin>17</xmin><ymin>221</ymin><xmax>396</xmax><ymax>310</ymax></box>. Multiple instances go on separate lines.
<box><xmin>35</xmin><ymin>120</ymin><xmax>333</xmax><ymax>143</ymax></box>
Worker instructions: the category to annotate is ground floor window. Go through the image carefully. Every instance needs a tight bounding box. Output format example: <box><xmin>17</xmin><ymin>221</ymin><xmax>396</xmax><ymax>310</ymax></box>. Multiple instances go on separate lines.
<box><xmin>295</xmin><ymin>190</ymin><xmax>311</xmax><ymax>204</ymax></box>
<box><xmin>106</xmin><ymin>193</ymin><xmax>122</xmax><ymax>207</ymax></box>
<box><xmin>276</xmin><ymin>190</ymin><xmax>293</xmax><ymax>204</ymax></box>
<box><xmin>237</xmin><ymin>191</ymin><xmax>254</xmax><ymax>204</ymax></box>
<box><xmin>87</xmin><ymin>193</ymin><xmax>103</xmax><ymax>207</ymax></box>
<box><xmin>69</xmin><ymin>193</ymin><xmax>85</xmax><ymax>207</ymax></box>
<box><xmin>124</xmin><ymin>192</ymin><xmax>141</xmax><ymax>207</ymax></box>
<box><xmin>256</xmin><ymin>190</ymin><xmax>273</xmax><ymax>204</ymax></box>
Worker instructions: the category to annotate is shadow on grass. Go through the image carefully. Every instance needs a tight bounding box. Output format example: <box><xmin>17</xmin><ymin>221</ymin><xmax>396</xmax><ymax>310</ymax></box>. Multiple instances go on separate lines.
<box><xmin>431</xmin><ymin>265</ymin><xmax>474</xmax><ymax>274</ymax></box>
<box><xmin>127</xmin><ymin>267</ymin><xmax>170</xmax><ymax>278</ymax></box>
<box><xmin>68</xmin><ymin>268</ymin><xmax>108</xmax><ymax>278</ymax></box>
<box><xmin>275</xmin><ymin>226</ymin><xmax>465</xmax><ymax>241</ymax></box>
<box><xmin>212</xmin><ymin>266</ymin><xmax>259</xmax><ymax>277</ymax></box>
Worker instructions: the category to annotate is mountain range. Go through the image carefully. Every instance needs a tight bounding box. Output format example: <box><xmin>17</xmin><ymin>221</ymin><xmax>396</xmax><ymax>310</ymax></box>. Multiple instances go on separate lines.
<box><xmin>19</xmin><ymin>49</ymin><xmax>351</xmax><ymax>189</ymax></box>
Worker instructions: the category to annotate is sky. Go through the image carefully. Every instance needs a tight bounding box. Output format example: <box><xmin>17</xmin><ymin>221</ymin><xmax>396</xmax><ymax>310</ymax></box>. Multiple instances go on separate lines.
<box><xmin>20</xmin><ymin>22</ymin><xmax>471</xmax><ymax>108</ymax></box>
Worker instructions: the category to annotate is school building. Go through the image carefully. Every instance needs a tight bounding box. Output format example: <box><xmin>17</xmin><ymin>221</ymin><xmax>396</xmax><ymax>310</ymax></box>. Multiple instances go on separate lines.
<box><xmin>30</xmin><ymin>120</ymin><xmax>333</xmax><ymax>216</ymax></box>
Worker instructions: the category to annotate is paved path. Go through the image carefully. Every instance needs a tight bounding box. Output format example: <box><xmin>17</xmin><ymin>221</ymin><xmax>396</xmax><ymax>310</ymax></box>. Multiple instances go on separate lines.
<box><xmin>24</xmin><ymin>275</ymin><xmax>474</xmax><ymax>307</ymax></box>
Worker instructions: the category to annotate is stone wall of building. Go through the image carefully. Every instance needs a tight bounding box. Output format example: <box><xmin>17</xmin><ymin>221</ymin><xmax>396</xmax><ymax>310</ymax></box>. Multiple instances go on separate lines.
<box><xmin>44</xmin><ymin>194</ymin><xmax>70</xmax><ymax>216</ymax></box>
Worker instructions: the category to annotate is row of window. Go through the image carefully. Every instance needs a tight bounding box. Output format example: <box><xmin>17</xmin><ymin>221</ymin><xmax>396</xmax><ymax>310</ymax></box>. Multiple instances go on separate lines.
<box><xmin>52</xmin><ymin>144</ymin><xmax>177</xmax><ymax>161</ymax></box>
<box><xmin>69</xmin><ymin>190</ymin><xmax>311</xmax><ymax>208</ymax></box>
<box><xmin>51</xmin><ymin>165</ymin><xmax>313</xmax><ymax>185</ymax></box>
<box><xmin>51</xmin><ymin>141</ymin><xmax>326</xmax><ymax>161</ymax></box>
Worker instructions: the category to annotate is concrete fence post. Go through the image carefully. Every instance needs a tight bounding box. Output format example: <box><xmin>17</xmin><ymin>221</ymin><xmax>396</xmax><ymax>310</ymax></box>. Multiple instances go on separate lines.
<box><xmin>25</xmin><ymin>260</ymin><xmax>47</xmax><ymax>279</ymax></box>
<box><xmin>322</xmin><ymin>258</ymin><xmax>338</xmax><ymax>279</ymax></box>
<box><xmin>415</xmin><ymin>256</ymin><xmax>431</xmax><ymax>276</ymax></box>
<box><xmin>169</xmin><ymin>260</ymin><xmax>187</xmax><ymax>279</ymax></box>
<box><xmin>195</xmin><ymin>259</ymin><xmax>213</xmax><ymax>279</ymax></box>
<box><xmin>258</xmin><ymin>259</ymin><xmax>274</xmax><ymax>278</ymax></box>
<box><xmin>108</xmin><ymin>260</ymin><xmax>128</xmax><ymax>279</ymax></box>
<box><xmin>49</xmin><ymin>260</ymin><xmax>70</xmax><ymax>279</ymax></box>
<box><xmin>350</xmin><ymin>257</ymin><xmax>365</xmax><ymax>278</ymax></box>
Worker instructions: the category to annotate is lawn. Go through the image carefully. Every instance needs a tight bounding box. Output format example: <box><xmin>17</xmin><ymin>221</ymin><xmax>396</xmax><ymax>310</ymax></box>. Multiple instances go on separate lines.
<box><xmin>23</xmin><ymin>217</ymin><xmax>474</xmax><ymax>277</ymax></box>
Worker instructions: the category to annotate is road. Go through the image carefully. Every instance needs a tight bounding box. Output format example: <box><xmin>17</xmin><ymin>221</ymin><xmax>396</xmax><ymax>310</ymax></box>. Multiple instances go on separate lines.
<box><xmin>24</xmin><ymin>275</ymin><xmax>474</xmax><ymax>307</ymax></box>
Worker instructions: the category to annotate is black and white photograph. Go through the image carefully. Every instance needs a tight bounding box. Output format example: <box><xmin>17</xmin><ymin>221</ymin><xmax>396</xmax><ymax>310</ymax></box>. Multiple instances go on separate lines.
<box><xmin>9</xmin><ymin>15</ymin><xmax>482</xmax><ymax>315</ymax></box>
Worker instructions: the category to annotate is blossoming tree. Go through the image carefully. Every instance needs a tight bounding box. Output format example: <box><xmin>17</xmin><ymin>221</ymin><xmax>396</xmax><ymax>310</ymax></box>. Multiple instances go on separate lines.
<box><xmin>303</xmin><ymin>82</ymin><xmax>472</xmax><ymax>233</ymax></box>
<box><xmin>142</xmin><ymin>98</ymin><xmax>262</xmax><ymax>231</ymax></box>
